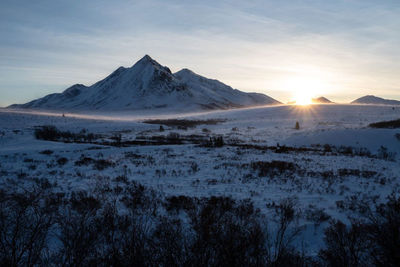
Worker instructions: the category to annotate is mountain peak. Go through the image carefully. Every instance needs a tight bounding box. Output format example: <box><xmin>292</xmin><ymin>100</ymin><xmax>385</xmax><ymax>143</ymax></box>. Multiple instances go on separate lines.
<box><xmin>132</xmin><ymin>54</ymin><xmax>172</xmax><ymax>74</ymax></box>
<box><xmin>139</xmin><ymin>54</ymin><xmax>153</xmax><ymax>62</ymax></box>
<box><xmin>135</xmin><ymin>54</ymin><xmax>158</xmax><ymax>66</ymax></box>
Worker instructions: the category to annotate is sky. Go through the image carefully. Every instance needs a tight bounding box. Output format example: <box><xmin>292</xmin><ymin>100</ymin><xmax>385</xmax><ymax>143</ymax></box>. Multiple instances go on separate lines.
<box><xmin>1</xmin><ymin>0</ymin><xmax>399</xmax><ymax>106</ymax></box>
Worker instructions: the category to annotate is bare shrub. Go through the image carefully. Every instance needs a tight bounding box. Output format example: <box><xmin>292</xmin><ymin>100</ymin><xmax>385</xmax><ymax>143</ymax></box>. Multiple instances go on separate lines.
<box><xmin>190</xmin><ymin>197</ymin><xmax>266</xmax><ymax>267</ymax></box>
<box><xmin>319</xmin><ymin>220</ymin><xmax>370</xmax><ymax>266</ymax></box>
<box><xmin>365</xmin><ymin>194</ymin><xmax>400</xmax><ymax>266</ymax></box>
<box><xmin>377</xmin><ymin>146</ymin><xmax>396</xmax><ymax>161</ymax></box>
<box><xmin>203</xmin><ymin>136</ymin><xmax>224</xmax><ymax>147</ymax></box>
<box><xmin>0</xmin><ymin>188</ymin><xmax>55</xmax><ymax>266</ymax></box>
<box><xmin>40</xmin><ymin>149</ymin><xmax>54</xmax><ymax>155</ymax></box>
<box><xmin>265</xmin><ymin>197</ymin><xmax>304</xmax><ymax>266</ymax></box>
<box><xmin>93</xmin><ymin>159</ymin><xmax>115</xmax><ymax>170</ymax></box>
<box><xmin>250</xmin><ymin>160</ymin><xmax>297</xmax><ymax>177</ymax></box>
<box><xmin>55</xmin><ymin>191</ymin><xmax>101</xmax><ymax>266</ymax></box>
<box><xmin>57</xmin><ymin>157</ymin><xmax>68</xmax><ymax>166</ymax></box>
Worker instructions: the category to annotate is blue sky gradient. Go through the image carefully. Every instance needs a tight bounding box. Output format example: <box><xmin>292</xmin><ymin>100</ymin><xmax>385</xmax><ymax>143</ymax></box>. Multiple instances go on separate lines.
<box><xmin>1</xmin><ymin>0</ymin><xmax>399</xmax><ymax>106</ymax></box>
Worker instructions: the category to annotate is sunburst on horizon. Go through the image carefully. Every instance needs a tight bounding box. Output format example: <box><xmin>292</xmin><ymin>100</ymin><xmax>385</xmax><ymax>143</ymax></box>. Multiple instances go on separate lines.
<box><xmin>285</xmin><ymin>75</ymin><xmax>329</xmax><ymax>106</ymax></box>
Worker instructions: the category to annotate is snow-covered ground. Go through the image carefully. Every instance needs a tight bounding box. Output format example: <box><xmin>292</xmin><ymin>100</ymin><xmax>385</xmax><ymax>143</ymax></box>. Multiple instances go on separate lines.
<box><xmin>1</xmin><ymin>104</ymin><xmax>399</xmax><ymax>254</ymax></box>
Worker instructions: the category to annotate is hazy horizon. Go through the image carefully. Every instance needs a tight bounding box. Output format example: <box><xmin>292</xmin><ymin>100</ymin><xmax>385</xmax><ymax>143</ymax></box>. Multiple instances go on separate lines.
<box><xmin>1</xmin><ymin>0</ymin><xmax>400</xmax><ymax>107</ymax></box>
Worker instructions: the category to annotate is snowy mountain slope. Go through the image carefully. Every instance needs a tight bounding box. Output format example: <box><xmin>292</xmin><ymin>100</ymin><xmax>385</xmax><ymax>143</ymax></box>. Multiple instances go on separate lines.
<box><xmin>351</xmin><ymin>95</ymin><xmax>400</xmax><ymax>105</ymax></box>
<box><xmin>9</xmin><ymin>55</ymin><xmax>280</xmax><ymax>111</ymax></box>
<box><xmin>174</xmin><ymin>68</ymin><xmax>279</xmax><ymax>109</ymax></box>
<box><xmin>14</xmin><ymin>84</ymin><xmax>89</xmax><ymax>109</ymax></box>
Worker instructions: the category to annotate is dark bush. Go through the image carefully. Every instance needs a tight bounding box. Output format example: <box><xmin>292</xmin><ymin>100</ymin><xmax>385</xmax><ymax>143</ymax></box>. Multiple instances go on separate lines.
<box><xmin>152</xmin><ymin>217</ymin><xmax>188</xmax><ymax>266</ymax></box>
<box><xmin>34</xmin><ymin>125</ymin><xmax>60</xmax><ymax>141</ymax></box>
<box><xmin>266</xmin><ymin>198</ymin><xmax>304</xmax><ymax>266</ymax></box>
<box><xmin>74</xmin><ymin>156</ymin><xmax>93</xmax><ymax>166</ymax></box>
<box><xmin>40</xmin><ymin>149</ymin><xmax>54</xmax><ymax>155</ymax></box>
<box><xmin>369</xmin><ymin>119</ymin><xmax>400</xmax><ymax>129</ymax></box>
<box><xmin>320</xmin><ymin>195</ymin><xmax>400</xmax><ymax>266</ymax></box>
<box><xmin>34</xmin><ymin>125</ymin><xmax>100</xmax><ymax>143</ymax></box>
<box><xmin>377</xmin><ymin>146</ymin><xmax>396</xmax><ymax>161</ymax></box>
<box><xmin>323</xmin><ymin>144</ymin><xmax>332</xmax><ymax>152</ymax></box>
<box><xmin>57</xmin><ymin>157</ymin><xmax>68</xmax><ymax>166</ymax></box>
<box><xmin>93</xmin><ymin>159</ymin><xmax>115</xmax><ymax>170</ymax></box>
<box><xmin>55</xmin><ymin>192</ymin><xmax>101</xmax><ymax>266</ymax></box>
<box><xmin>165</xmin><ymin>195</ymin><xmax>197</xmax><ymax>213</ymax></box>
<box><xmin>190</xmin><ymin>197</ymin><xmax>266</xmax><ymax>267</ymax></box>
<box><xmin>319</xmin><ymin>220</ymin><xmax>369</xmax><ymax>266</ymax></box>
<box><xmin>0</xmin><ymin>180</ymin><xmax>317</xmax><ymax>266</ymax></box>
<box><xmin>250</xmin><ymin>160</ymin><xmax>297</xmax><ymax>177</ymax></box>
<box><xmin>204</xmin><ymin>136</ymin><xmax>224</xmax><ymax>147</ymax></box>
<box><xmin>110</xmin><ymin>133</ymin><xmax>122</xmax><ymax>144</ymax></box>
<box><xmin>0</xmin><ymin>189</ymin><xmax>56</xmax><ymax>266</ymax></box>
<box><xmin>365</xmin><ymin>194</ymin><xmax>400</xmax><ymax>266</ymax></box>
<box><xmin>167</xmin><ymin>132</ymin><xmax>180</xmax><ymax>142</ymax></box>
<box><xmin>305</xmin><ymin>206</ymin><xmax>331</xmax><ymax>225</ymax></box>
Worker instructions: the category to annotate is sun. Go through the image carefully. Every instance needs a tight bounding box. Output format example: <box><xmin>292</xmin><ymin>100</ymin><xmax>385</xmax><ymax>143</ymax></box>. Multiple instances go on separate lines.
<box><xmin>286</xmin><ymin>76</ymin><xmax>325</xmax><ymax>106</ymax></box>
<box><xmin>294</xmin><ymin>94</ymin><xmax>313</xmax><ymax>106</ymax></box>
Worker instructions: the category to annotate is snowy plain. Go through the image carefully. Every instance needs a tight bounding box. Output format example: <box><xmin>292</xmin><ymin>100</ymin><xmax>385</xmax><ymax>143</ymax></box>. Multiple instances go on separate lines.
<box><xmin>1</xmin><ymin>103</ymin><xmax>399</xmax><ymax>254</ymax></box>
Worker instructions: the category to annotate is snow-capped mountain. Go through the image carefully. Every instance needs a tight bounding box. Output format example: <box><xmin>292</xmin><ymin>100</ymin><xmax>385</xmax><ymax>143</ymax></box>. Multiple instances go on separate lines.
<box><xmin>312</xmin><ymin>96</ymin><xmax>333</xmax><ymax>104</ymax></box>
<box><xmin>9</xmin><ymin>55</ymin><xmax>280</xmax><ymax>111</ymax></box>
<box><xmin>351</xmin><ymin>95</ymin><xmax>400</xmax><ymax>105</ymax></box>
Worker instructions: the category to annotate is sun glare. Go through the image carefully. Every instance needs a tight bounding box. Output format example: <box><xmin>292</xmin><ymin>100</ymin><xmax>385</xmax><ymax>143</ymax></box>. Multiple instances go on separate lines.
<box><xmin>285</xmin><ymin>75</ymin><xmax>327</xmax><ymax>106</ymax></box>
<box><xmin>294</xmin><ymin>94</ymin><xmax>313</xmax><ymax>106</ymax></box>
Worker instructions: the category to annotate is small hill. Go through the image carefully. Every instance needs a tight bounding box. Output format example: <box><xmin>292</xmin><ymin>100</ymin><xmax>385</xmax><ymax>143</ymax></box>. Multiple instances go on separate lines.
<box><xmin>351</xmin><ymin>95</ymin><xmax>400</xmax><ymax>105</ymax></box>
<box><xmin>312</xmin><ymin>97</ymin><xmax>333</xmax><ymax>104</ymax></box>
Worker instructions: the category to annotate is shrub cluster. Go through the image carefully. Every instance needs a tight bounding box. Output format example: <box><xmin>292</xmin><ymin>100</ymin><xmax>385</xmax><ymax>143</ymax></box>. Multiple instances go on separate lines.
<box><xmin>250</xmin><ymin>160</ymin><xmax>297</xmax><ymax>177</ymax></box>
<box><xmin>203</xmin><ymin>136</ymin><xmax>224</xmax><ymax>147</ymax></box>
<box><xmin>320</xmin><ymin>194</ymin><xmax>400</xmax><ymax>266</ymax></box>
<box><xmin>0</xmin><ymin>182</ymin><xmax>308</xmax><ymax>266</ymax></box>
<box><xmin>34</xmin><ymin>125</ymin><xmax>100</xmax><ymax>142</ymax></box>
<box><xmin>74</xmin><ymin>156</ymin><xmax>115</xmax><ymax>170</ymax></box>
<box><xmin>369</xmin><ymin>119</ymin><xmax>400</xmax><ymax>129</ymax></box>
<box><xmin>0</xmin><ymin>180</ymin><xmax>398</xmax><ymax>266</ymax></box>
